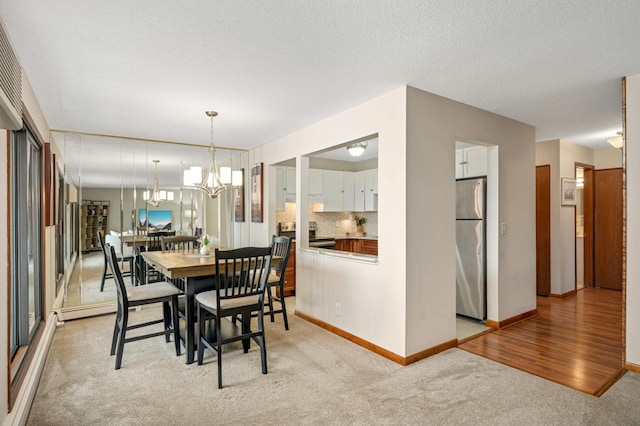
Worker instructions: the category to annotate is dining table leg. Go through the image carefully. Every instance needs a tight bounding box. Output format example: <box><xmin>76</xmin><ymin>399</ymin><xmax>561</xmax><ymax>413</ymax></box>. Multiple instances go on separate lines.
<box><xmin>183</xmin><ymin>276</ymin><xmax>215</xmax><ymax>364</ymax></box>
<box><xmin>184</xmin><ymin>278</ymin><xmax>196</xmax><ymax>364</ymax></box>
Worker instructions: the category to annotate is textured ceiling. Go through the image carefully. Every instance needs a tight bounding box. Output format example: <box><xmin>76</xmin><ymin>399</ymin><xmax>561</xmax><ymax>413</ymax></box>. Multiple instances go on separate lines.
<box><xmin>1</xmin><ymin>1</ymin><xmax>639</xmax><ymax>154</ymax></box>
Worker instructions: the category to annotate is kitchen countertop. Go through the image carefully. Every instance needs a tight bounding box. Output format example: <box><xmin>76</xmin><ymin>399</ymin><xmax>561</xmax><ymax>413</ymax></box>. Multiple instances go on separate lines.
<box><xmin>317</xmin><ymin>234</ymin><xmax>378</xmax><ymax>240</ymax></box>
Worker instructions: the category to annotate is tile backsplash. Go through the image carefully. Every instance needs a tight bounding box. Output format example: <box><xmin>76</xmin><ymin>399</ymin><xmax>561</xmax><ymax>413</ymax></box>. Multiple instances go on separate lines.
<box><xmin>275</xmin><ymin>202</ymin><xmax>378</xmax><ymax>236</ymax></box>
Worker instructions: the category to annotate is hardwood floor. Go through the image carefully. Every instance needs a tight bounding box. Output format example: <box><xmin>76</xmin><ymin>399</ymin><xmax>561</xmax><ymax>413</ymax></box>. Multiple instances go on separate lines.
<box><xmin>459</xmin><ymin>288</ymin><xmax>624</xmax><ymax>396</ymax></box>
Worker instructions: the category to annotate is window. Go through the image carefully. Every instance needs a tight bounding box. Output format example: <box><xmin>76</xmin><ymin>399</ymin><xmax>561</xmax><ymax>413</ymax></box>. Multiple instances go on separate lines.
<box><xmin>9</xmin><ymin>125</ymin><xmax>43</xmax><ymax>402</ymax></box>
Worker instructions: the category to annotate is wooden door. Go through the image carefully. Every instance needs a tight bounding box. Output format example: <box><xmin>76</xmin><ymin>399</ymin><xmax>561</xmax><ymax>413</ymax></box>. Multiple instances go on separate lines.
<box><xmin>536</xmin><ymin>165</ymin><xmax>551</xmax><ymax>296</ymax></box>
<box><xmin>583</xmin><ymin>167</ymin><xmax>594</xmax><ymax>288</ymax></box>
<box><xmin>594</xmin><ymin>168</ymin><xmax>623</xmax><ymax>290</ymax></box>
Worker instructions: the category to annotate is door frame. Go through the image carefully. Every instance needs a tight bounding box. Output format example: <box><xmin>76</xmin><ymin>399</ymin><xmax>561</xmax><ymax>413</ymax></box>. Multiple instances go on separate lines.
<box><xmin>575</xmin><ymin>162</ymin><xmax>594</xmax><ymax>289</ymax></box>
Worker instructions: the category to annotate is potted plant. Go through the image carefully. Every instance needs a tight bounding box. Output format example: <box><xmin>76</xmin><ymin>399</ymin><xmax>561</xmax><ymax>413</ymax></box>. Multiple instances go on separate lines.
<box><xmin>200</xmin><ymin>235</ymin><xmax>211</xmax><ymax>255</ymax></box>
<box><xmin>354</xmin><ymin>215</ymin><xmax>367</xmax><ymax>234</ymax></box>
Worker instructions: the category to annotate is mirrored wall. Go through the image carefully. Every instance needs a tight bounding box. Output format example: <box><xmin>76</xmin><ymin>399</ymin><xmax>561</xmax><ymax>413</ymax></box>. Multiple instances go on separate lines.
<box><xmin>54</xmin><ymin>131</ymin><xmax>250</xmax><ymax>310</ymax></box>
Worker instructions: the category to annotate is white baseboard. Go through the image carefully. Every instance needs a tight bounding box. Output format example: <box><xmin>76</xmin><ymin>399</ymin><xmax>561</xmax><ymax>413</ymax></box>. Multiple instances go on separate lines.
<box><xmin>56</xmin><ymin>302</ymin><xmax>117</xmax><ymax>322</ymax></box>
<box><xmin>3</xmin><ymin>311</ymin><xmax>59</xmax><ymax>426</ymax></box>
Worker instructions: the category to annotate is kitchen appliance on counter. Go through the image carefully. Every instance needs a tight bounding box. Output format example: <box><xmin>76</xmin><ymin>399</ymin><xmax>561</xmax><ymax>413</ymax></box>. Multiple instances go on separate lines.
<box><xmin>456</xmin><ymin>177</ymin><xmax>487</xmax><ymax>321</ymax></box>
<box><xmin>308</xmin><ymin>222</ymin><xmax>336</xmax><ymax>248</ymax></box>
<box><xmin>277</xmin><ymin>221</ymin><xmax>336</xmax><ymax>248</ymax></box>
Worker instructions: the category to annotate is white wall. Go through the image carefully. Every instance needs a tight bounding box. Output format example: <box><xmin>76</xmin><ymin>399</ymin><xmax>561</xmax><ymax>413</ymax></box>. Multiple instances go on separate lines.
<box><xmin>536</xmin><ymin>140</ymin><xmax>561</xmax><ymax>294</ymax></box>
<box><xmin>594</xmin><ymin>147</ymin><xmax>623</xmax><ymax>169</ymax></box>
<box><xmin>254</xmin><ymin>87</ymin><xmax>409</xmax><ymax>356</ymax></box>
<box><xmin>626</xmin><ymin>73</ymin><xmax>640</xmax><ymax>365</ymax></box>
<box><xmin>252</xmin><ymin>86</ymin><xmax>536</xmax><ymax>358</ymax></box>
<box><xmin>559</xmin><ymin>140</ymin><xmax>593</xmax><ymax>294</ymax></box>
<box><xmin>536</xmin><ymin>139</ymin><xmax>594</xmax><ymax>295</ymax></box>
<box><xmin>406</xmin><ymin>87</ymin><xmax>536</xmax><ymax>348</ymax></box>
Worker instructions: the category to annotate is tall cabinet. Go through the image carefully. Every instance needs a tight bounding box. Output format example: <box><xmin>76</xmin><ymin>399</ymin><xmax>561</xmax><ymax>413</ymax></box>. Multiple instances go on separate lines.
<box><xmin>81</xmin><ymin>200</ymin><xmax>110</xmax><ymax>252</ymax></box>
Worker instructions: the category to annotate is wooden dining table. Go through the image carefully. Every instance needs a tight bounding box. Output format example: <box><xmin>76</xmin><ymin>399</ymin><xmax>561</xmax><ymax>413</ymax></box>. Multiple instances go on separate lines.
<box><xmin>140</xmin><ymin>249</ymin><xmax>281</xmax><ymax>364</ymax></box>
<box><xmin>121</xmin><ymin>234</ymin><xmax>148</xmax><ymax>247</ymax></box>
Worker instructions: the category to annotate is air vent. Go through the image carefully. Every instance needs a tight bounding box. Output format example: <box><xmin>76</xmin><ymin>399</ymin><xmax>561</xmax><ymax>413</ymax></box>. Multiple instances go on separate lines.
<box><xmin>0</xmin><ymin>18</ymin><xmax>22</xmax><ymax>130</ymax></box>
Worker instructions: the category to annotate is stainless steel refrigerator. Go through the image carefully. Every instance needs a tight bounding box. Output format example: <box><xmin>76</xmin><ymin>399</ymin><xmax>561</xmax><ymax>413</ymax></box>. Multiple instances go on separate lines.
<box><xmin>456</xmin><ymin>177</ymin><xmax>486</xmax><ymax>321</ymax></box>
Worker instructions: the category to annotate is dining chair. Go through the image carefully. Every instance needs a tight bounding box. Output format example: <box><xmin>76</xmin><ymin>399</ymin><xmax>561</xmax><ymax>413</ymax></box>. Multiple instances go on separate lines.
<box><xmin>161</xmin><ymin>235</ymin><xmax>198</xmax><ymax>292</ymax></box>
<box><xmin>194</xmin><ymin>227</ymin><xmax>203</xmax><ymax>248</ymax></box>
<box><xmin>146</xmin><ymin>231</ymin><xmax>174</xmax><ymax>251</ymax></box>
<box><xmin>106</xmin><ymin>244</ymin><xmax>182</xmax><ymax>370</ymax></box>
<box><xmin>134</xmin><ymin>246</ymin><xmax>165</xmax><ymax>286</ymax></box>
<box><xmin>263</xmin><ymin>235</ymin><xmax>292</xmax><ymax>330</ymax></box>
<box><xmin>98</xmin><ymin>231</ymin><xmax>134</xmax><ymax>291</ymax></box>
<box><xmin>196</xmin><ymin>246</ymin><xmax>273</xmax><ymax>388</ymax></box>
<box><xmin>161</xmin><ymin>235</ymin><xmax>198</xmax><ymax>252</ymax></box>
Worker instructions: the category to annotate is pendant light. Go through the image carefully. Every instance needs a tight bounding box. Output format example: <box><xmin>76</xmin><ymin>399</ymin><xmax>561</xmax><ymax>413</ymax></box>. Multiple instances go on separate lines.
<box><xmin>143</xmin><ymin>160</ymin><xmax>174</xmax><ymax>207</ymax></box>
<box><xmin>183</xmin><ymin>111</ymin><xmax>242</xmax><ymax>198</ymax></box>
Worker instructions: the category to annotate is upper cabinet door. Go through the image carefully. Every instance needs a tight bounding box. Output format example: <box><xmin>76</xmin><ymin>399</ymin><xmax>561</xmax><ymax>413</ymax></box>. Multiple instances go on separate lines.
<box><xmin>354</xmin><ymin>171</ymin><xmax>365</xmax><ymax>211</ymax></box>
<box><xmin>323</xmin><ymin>170</ymin><xmax>343</xmax><ymax>211</ymax></box>
<box><xmin>456</xmin><ymin>146</ymin><xmax>487</xmax><ymax>179</ymax></box>
<box><xmin>309</xmin><ymin>169</ymin><xmax>324</xmax><ymax>195</ymax></box>
<box><xmin>364</xmin><ymin>169</ymin><xmax>377</xmax><ymax>211</ymax></box>
<box><xmin>342</xmin><ymin>172</ymin><xmax>355</xmax><ymax>212</ymax></box>
<box><xmin>285</xmin><ymin>167</ymin><xmax>296</xmax><ymax>198</ymax></box>
<box><xmin>455</xmin><ymin>149</ymin><xmax>465</xmax><ymax>179</ymax></box>
<box><xmin>354</xmin><ymin>169</ymin><xmax>377</xmax><ymax>211</ymax></box>
<box><xmin>465</xmin><ymin>146</ymin><xmax>487</xmax><ymax>178</ymax></box>
<box><xmin>275</xmin><ymin>166</ymin><xmax>285</xmax><ymax>211</ymax></box>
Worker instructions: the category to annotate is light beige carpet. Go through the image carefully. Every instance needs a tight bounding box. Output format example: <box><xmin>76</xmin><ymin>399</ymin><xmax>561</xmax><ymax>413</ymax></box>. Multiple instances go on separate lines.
<box><xmin>27</xmin><ymin>304</ymin><xmax>640</xmax><ymax>425</ymax></box>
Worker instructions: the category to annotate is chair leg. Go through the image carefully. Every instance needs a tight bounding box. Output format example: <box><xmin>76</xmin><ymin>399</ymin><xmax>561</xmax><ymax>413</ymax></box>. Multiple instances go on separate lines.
<box><xmin>197</xmin><ymin>303</ymin><xmax>205</xmax><ymax>365</ymax></box>
<box><xmin>100</xmin><ymin>261</ymin><xmax>108</xmax><ymax>292</ymax></box>
<box><xmin>128</xmin><ymin>258</ymin><xmax>135</xmax><ymax>286</ymax></box>
<box><xmin>266</xmin><ymin>286</ymin><xmax>275</xmax><ymax>322</ymax></box>
<box><xmin>241</xmin><ymin>313</ymin><xmax>251</xmax><ymax>353</ymax></box>
<box><xmin>217</xmin><ymin>314</ymin><xmax>223</xmax><ymax>389</ymax></box>
<box><xmin>172</xmin><ymin>296</ymin><xmax>181</xmax><ymax>356</ymax></box>
<box><xmin>258</xmin><ymin>310</ymin><xmax>268</xmax><ymax>375</ymax></box>
<box><xmin>114</xmin><ymin>308</ymin><xmax>128</xmax><ymax>370</ymax></box>
<box><xmin>279</xmin><ymin>281</ymin><xmax>289</xmax><ymax>331</ymax></box>
<box><xmin>110</xmin><ymin>302</ymin><xmax>122</xmax><ymax>356</ymax></box>
<box><xmin>162</xmin><ymin>302</ymin><xmax>171</xmax><ymax>343</ymax></box>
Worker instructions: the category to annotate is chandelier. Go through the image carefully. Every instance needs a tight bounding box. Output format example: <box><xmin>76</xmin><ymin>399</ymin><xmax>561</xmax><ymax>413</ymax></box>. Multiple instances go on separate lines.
<box><xmin>143</xmin><ymin>160</ymin><xmax>174</xmax><ymax>207</ymax></box>
<box><xmin>183</xmin><ymin>111</ymin><xmax>242</xmax><ymax>198</ymax></box>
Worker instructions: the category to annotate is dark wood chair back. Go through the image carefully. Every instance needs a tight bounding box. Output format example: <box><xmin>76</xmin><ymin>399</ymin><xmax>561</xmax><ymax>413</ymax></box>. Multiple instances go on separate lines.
<box><xmin>147</xmin><ymin>230</ymin><xmax>175</xmax><ymax>251</ymax></box>
<box><xmin>214</xmin><ymin>246</ymin><xmax>273</xmax><ymax>309</ymax></box>
<box><xmin>161</xmin><ymin>235</ymin><xmax>198</xmax><ymax>252</ymax></box>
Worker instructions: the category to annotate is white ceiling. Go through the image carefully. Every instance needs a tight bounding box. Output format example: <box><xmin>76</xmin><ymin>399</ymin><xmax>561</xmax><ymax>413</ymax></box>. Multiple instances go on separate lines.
<box><xmin>1</xmin><ymin>1</ymin><xmax>639</xmax><ymax>159</ymax></box>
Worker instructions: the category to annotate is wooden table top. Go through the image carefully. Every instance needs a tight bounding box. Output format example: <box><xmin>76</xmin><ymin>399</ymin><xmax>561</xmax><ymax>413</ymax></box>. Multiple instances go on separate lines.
<box><xmin>140</xmin><ymin>250</ymin><xmax>282</xmax><ymax>280</ymax></box>
<box><xmin>121</xmin><ymin>235</ymin><xmax>148</xmax><ymax>246</ymax></box>
<box><xmin>122</xmin><ymin>234</ymin><xmax>200</xmax><ymax>247</ymax></box>
<box><xmin>140</xmin><ymin>250</ymin><xmax>218</xmax><ymax>279</ymax></box>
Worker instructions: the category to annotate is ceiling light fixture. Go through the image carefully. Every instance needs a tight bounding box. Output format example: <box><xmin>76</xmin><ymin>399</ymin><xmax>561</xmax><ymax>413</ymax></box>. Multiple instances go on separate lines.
<box><xmin>346</xmin><ymin>141</ymin><xmax>368</xmax><ymax>157</ymax></box>
<box><xmin>607</xmin><ymin>131</ymin><xmax>623</xmax><ymax>149</ymax></box>
<box><xmin>143</xmin><ymin>160</ymin><xmax>174</xmax><ymax>207</ymax></box>
<box><xmin>183</xmin><ymin>111</ymin><xmax>242</xmax><ymax>198</ymax></box>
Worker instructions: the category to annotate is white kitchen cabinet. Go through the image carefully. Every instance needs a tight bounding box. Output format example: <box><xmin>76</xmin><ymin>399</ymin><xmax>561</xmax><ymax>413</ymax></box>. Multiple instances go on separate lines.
<box><xmin>275</xmin><ymin>166</ymin><xmax>285</xmax><ymax>211</ymax></box>
<box><xmin>276</xmin><ymin>166</ymin><xmax>296</xmax><ymax>211</ymax></box>
<box><xmin>321</xmin><ymin>171</ymin><xmax>356</xmax><ymax>212</ymax></box>
<box><xmin>322</xmin><ymin>170</ymin><xmax>343</xmax><ymax>211</ymax></box>
<box><xmin>354</xmin><ymin>169</ymin><xmax>378</xmax><ymax>212</ymax></box>
<box><xmin>456</xmin><ymin>146</ymin><xmax>487</xmax><ymax>179</ymax></box>
<box><xmin>341</xmin><ymin>172</ymin><xmax>355</xmax><ymax>211</ymax></box>
<box><xmin>285</xmin><ymin>167</ymin><xmax>296</xmax><ymax>200</ymax></box>
<box><xmin>309</xmin><ymin>169</ymin><xmax>324</xmax><ymax>195</ymax></box>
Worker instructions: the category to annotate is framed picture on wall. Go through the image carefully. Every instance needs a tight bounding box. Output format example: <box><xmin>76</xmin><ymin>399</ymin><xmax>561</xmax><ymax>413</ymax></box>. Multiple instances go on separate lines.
<box><xmin>561</xmin><ymin>178</ymin><xmax>577</xmax><ymax>206</ymax></box>
<box><xmin>234</xmin><ymin>168</ymin><xmax>245</xmax><ymax>222</ymax></box>
<box><xmin>251</xmin><ymin>163</ymin><xmax>263</xmax><ymax>223</ymax></box>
